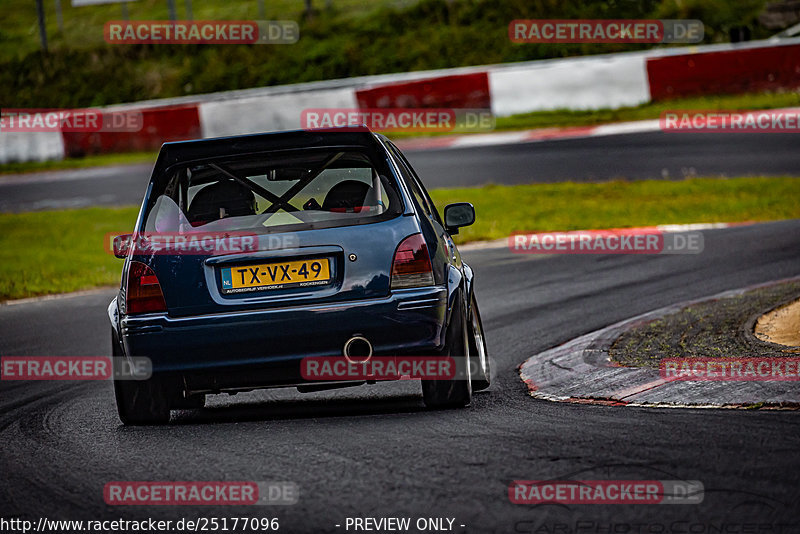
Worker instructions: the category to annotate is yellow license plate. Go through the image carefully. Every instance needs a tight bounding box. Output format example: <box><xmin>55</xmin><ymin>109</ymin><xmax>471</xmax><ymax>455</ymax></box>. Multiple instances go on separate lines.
<box><xmin>220</xmin><ymin>258</ymin><xmax>331</xmax><ymax>294</ymax></box>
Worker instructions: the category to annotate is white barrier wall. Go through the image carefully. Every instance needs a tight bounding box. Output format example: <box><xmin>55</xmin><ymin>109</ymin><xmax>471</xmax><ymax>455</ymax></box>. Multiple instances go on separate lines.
<box><xmin>488</xmin><ymin>53</ymin><xmax>651</xmax><ymax>117</ymax></box>
<box><xmin>0</xmin><ymin>132</ymin><xmax>65</xmax><ymax>164</ymax></box>
<box><xmin>199</xmin><ymin>88</ymin><xmax>358</xmax><ymax>138</ymax></box>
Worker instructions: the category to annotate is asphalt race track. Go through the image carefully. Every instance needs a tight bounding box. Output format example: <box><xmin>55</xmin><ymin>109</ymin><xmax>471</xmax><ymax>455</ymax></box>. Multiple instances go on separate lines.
<box><xmin>1</xmin><ymin>131</ymin><xmax>799</xmax><ymax>212</ymax></box>
<box><xmin>1</xmin><ymin>220</ymin><xmax>799</xmax><ymax>531</ymax></box>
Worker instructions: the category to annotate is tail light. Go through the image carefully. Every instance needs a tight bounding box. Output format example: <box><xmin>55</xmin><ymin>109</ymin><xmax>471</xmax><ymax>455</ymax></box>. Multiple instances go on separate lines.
<box><xmin>390</xmin><ymin>234</ymin><xmax>434</xmax><ymax>289</ymax></box>
<box><xmin>125</xmin><ymin>261</ymin><xmax>167</xmax><ymax>314</ymax></box>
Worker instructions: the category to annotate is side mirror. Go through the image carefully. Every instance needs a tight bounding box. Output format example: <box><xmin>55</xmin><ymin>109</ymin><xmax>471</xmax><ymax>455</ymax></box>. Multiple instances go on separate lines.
<box><xmin>113</xmin><ymin>234</ymin><xmax>133</xmax><ymax>259</ymax></box>
<box><xmin>443</xmin><ymin>202</ymin><xmax>475</xmax><ymax>235</ymax></box>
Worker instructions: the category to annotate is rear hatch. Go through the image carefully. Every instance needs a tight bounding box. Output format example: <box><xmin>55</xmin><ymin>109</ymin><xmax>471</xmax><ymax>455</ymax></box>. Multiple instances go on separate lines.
<box><xmin>143</xmin><ymin>219</ymin><xmax>420</xmax><ymax>317</ymax></box>
<box><xmin>131</xmin><ymin>140</ymin><xmax>418</xmax><ymax>317</ymax></box>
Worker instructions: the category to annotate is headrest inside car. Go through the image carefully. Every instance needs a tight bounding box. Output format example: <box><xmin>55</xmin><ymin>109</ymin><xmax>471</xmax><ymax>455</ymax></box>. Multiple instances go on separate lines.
<box><xmin>187</xmin><ymin>179</ymin><xmax>256</xmax><ymax>224</ymax></box>
<box><xmin>322</xmin><ymin>180</ymin><xmax>373</xmax><ymax>212</ymax></box>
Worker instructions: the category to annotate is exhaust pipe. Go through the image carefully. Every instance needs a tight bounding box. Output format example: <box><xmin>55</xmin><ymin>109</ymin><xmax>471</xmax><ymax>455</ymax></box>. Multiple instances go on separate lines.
<box><xmin>343</xmin><ymin>335</ymin><xmax>373</xmax><ymax>363</ymax></box>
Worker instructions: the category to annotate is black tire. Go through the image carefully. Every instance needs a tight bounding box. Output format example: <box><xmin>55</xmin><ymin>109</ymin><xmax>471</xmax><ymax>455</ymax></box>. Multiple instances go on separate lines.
<box><xmin>468</xmin><ymin>294</ymin><xmax>491</xmax><ymax>391</ymax></box>
<box><xmin>112</xmin><ymin>328</ymin><xmax>170</xmax><ymax>425</ymax></box>
<box><xmin>422</xmin><ymin>292</ymin><xmax>472</xmax><ymax>408</ymax></box>
<box><xmin>114</xmin><ymin>376</ymin><xmax>171</xmax><ymax>425</ymax></box>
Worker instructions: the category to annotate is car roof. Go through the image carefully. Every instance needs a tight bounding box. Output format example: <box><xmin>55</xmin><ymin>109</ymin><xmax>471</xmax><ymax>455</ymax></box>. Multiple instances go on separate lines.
<box><xmin>153</xmin><ymin>127</ymin><xmax>384</xmax><ymax>177</ymax></box>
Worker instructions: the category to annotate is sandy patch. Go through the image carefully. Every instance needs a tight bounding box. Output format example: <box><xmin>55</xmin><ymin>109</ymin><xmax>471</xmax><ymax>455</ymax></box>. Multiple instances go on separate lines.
<box><xmin>755</xmin><ymin>298</ymin><xmax>800</xmax><ymax>347</ymax></box>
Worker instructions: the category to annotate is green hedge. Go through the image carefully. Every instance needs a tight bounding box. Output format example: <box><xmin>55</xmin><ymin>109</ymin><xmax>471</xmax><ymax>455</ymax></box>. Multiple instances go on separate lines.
<box><xmin>1</xmin><ymin>0</ymin><xmax>770</xmax><ymax>108</ymax></box>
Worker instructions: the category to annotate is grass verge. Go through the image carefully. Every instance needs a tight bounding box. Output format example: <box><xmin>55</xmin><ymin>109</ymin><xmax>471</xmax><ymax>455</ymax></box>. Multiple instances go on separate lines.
<box><xmin>1</xmin><ymin>176</ymin><xmax>798</xmax><ymax>301</ymax></box>
<box><xmin>0</xmin><ymin>152</ymin><xmax>157</xmax><ymax>175</ymax></box>
<box><xmin>0</xmin><ymin>206</ymin><xmax>138</xmax><ymax>300</ymax></box>
<box><xmin>429</xmin><ymin>176</ymin><xmax>800</xmax><ymax>242</ymax></box>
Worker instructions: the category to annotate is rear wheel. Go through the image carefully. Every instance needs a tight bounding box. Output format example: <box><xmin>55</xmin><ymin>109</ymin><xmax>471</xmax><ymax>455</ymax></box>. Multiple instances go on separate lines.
<box><xmin>422</xmin><ymin>293</ymin><xmax>472</xmax><ymax>408</ymax></box>
<box><xmin>468</xmin><ymin>295</ymin><xmax>491</xmax><ymax>391</ymax></box>
<box><xmin>114</xmin><ymin>376</ymin><xmax>171</xmax><ymax>425</ymax></box>
<box><xmin>112</xmin><ymin>328</ymin><xmax>170</xmax><ymax>425</ymax></box>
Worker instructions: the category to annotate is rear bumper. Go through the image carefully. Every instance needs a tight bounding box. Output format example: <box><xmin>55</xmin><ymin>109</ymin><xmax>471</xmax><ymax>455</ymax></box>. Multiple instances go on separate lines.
<box><xmin>119</xmin><ymin>287</ymin><xmax>447</xmax><ymax>378</ymax></box>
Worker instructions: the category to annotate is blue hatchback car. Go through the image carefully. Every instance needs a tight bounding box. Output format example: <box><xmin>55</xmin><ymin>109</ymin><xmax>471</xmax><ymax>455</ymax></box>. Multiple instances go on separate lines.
<box><xmin>109</xmin><ymin>129</ymin><xmax>490</xmax><ymax>424</ymax></box>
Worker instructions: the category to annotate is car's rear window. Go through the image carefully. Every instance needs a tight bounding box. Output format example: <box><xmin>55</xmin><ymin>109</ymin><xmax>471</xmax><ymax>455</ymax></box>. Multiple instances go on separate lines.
<box><xmin>143</xmin><ymin>148</ymin><xmax>403</xmax><ymax>234</ymax></box>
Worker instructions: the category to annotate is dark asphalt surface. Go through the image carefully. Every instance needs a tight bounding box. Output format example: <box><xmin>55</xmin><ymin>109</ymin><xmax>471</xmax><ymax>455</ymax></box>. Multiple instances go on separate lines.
<box><xmin>1</xmin><ymin>132</ymin><xmax>798</xmax><ymax>212</ymax></box>
<box><xmin>1</xmin><ymin>221</ymin><xmax>799</xmax><ymax>531</ymax></box>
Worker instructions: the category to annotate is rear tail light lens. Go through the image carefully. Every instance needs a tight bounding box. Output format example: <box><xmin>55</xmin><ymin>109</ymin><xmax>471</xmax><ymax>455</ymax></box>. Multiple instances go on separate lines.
<box><xmin>125</xmin><ymin>261</ymin><xmax>167</xmax><ymax>314</ymax></box>
<box><xmin>390</xmin><ymin>233</ymin><xmax>434</xmax><ymax>289</ymax></box>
